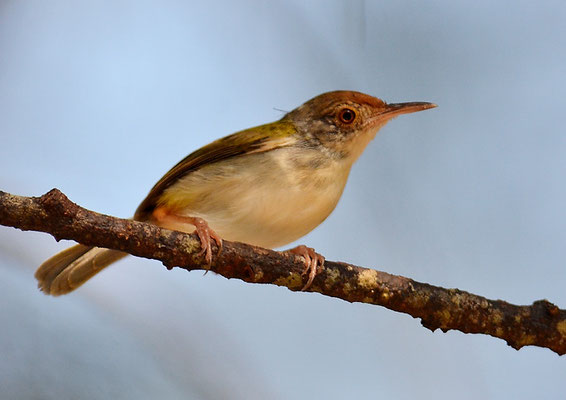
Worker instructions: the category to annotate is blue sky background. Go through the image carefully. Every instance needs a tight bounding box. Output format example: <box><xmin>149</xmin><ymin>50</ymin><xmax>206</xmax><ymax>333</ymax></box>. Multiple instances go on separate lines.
<box><xmin>1</xmin><ymin>1</ymin><xmax>565</xmax><ymax>399</ymax></box>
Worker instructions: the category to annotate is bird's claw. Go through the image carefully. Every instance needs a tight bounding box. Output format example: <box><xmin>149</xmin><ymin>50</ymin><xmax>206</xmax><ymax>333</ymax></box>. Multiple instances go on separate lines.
<box><xmin>288</xmin><ymin>245</ymin><xmax>325</xmax><ymax>291</ymax></box>
<box><xmin>192</xmin><ymin>217</ymin><xmax>223</xmax><ymax>266</ymax></box>
<box><xmin>151</xmin><ymin>208</ymin><xmax>222</xmax><ymax>268</ymax></box>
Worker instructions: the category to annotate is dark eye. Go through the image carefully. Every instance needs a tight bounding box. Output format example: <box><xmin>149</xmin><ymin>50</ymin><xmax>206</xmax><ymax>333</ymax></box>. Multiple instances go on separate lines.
<box><xmin>338</xmin><ymin>108</ymin><xmax>356</xmax><ymax>124</ymax></box>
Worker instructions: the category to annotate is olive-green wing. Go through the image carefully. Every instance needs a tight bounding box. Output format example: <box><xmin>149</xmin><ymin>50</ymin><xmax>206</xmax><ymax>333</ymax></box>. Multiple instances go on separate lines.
<box><xmin>134</xmin><ymin>120</ymin><xmax>297</xmax><ymax>220</ymax></box>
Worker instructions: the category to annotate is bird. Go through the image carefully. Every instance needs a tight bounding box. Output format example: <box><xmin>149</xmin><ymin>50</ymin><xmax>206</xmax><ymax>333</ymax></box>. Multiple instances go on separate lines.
<box><xmin>35</xmin><ymin>90</ymin><xmax>436</xmax><ymax>295</ymax></box>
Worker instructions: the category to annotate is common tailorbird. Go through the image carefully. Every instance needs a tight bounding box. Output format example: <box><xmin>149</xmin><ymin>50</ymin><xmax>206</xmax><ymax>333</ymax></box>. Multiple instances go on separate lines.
<box><xmin>36</xmin><ymin>90</ymin><xmax>436</xmax><ymax>295</ymax></box>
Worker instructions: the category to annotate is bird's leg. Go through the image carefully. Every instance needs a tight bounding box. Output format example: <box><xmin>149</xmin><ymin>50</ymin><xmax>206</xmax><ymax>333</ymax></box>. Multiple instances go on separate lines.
<box><xmin>286</xmin><ymin>245</ymin><xmax>325</xmax><ymax>291</ymax></box>
<box><xmin>189</xmin><ymin>217</ymin><xmax>223</xmax><ymax>265</ymax></box>
<box><xmin>152</xmin><ymin>208</ymin><xmax>222</xmax><ymax>265</ymax></box>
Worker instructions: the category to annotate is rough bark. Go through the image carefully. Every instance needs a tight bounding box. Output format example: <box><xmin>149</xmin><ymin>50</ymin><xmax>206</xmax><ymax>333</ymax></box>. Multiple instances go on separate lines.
<box><xmin>1</xmin><ymin>188</ymin><xmax>565</xmax><ymax>355</ymax></box>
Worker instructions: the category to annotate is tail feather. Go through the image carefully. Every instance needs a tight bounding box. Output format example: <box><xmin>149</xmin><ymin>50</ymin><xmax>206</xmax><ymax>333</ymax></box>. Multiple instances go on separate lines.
<box><xmin>35</xmin><ymin>245</ymin><xmax>127</xmax><ymax>296</ymax></box>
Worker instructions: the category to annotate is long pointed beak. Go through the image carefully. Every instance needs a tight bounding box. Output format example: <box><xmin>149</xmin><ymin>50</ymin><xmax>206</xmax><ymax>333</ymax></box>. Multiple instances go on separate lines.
<box><xmin>379</xmin><ymin>101</ymin><xmax>437</xmax><ymax>119</ymax></box>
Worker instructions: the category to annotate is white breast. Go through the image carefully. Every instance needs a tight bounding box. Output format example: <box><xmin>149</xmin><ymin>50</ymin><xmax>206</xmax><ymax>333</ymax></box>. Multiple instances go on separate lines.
<box><xmin>162</xmin><ymin>147</ymin><xmax>353</xmax><ymax>249</ymax></box>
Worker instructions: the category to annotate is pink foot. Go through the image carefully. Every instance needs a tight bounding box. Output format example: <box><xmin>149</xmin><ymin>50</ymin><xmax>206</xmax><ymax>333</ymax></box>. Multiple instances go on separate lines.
<box><xmin>190</xmin><ymin>217</ymin><xmax>223</xmax><ymax>265</ymax></box>
<box><xmin>288</xmin><ymin>245</ymin><xmax>325</xmax><ymax>291</ymax></box>
<box><xmin>153</xmin><ymin>208</ymin><xmax>222</xmax><ymax>265</ymax></box>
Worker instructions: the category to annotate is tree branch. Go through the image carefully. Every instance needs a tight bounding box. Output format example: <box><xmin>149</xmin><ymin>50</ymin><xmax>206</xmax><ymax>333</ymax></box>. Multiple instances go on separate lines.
<box><xmin>1</xmin><ymin>188</ymin><xmax>565</xmax><ymax>355</ymax></box>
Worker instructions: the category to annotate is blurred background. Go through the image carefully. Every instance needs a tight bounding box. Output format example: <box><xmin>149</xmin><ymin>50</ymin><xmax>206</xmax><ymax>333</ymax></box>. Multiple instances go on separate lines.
<box><xmin>1</xmin><ymin>0</ymin><xmax>565</xmax><ymax>398</ymax></box>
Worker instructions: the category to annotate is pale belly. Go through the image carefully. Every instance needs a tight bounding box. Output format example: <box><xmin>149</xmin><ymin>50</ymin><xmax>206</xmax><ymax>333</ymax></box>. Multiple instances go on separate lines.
<box><xmin>158</xmin><ymin>148</ymin><xmax>352</xmax><ymax>249</ymax></box>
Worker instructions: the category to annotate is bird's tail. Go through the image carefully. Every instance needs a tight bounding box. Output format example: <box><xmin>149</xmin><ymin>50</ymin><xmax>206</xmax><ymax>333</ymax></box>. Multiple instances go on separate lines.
<box><xmin>35</xmin><ymin>244</ymin><xmax>127</xmax><ymax>296</ymax></box>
